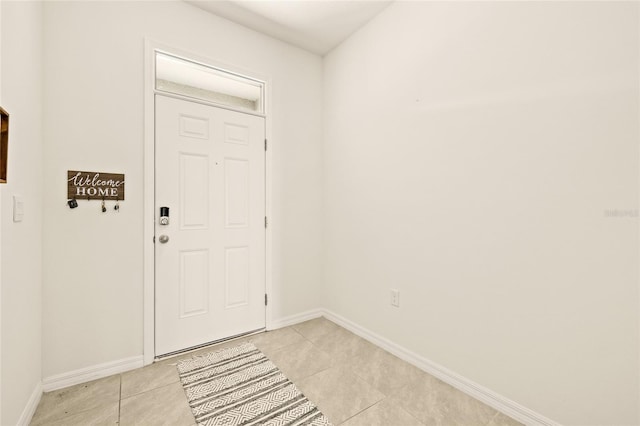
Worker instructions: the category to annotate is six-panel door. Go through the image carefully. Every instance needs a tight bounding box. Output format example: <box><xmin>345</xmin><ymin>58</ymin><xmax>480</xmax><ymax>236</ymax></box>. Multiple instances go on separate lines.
<box><xmin>155</xmin><ymin>95</ymin><xmax>266</xmax><ymax>356</ymax></box>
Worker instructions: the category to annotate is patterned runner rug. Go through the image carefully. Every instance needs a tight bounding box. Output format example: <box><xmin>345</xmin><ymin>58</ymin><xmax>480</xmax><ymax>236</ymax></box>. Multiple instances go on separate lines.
<box><xmin>177</xmin><ymin>342</ymin><xmax>333</xmax><ymax>426</ymax></box>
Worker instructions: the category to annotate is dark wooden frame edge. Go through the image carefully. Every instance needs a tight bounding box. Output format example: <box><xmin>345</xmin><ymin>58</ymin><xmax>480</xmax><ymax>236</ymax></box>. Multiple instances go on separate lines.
<box><xmin>0</xmin><ymin>106</ymin><xmax>9</xmax><ymax>184</ymax></box>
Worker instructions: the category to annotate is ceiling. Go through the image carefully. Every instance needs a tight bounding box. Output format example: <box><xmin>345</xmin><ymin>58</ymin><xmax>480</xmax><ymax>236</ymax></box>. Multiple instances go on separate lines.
<box><xmin>185</xmin><ymin>0</ymin><xmax>393</xmax><ymax>56</ymax></box>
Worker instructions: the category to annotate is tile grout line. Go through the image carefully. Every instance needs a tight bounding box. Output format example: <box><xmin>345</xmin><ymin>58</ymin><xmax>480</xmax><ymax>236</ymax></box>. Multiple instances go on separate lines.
<box><xmin>485</xmin><ymin>409</ymin><xmax>501</xmax><ymax>426</ymax></box>
<box><xmin>336</xmin><ymin>395</ymin><xmax>386</xmax><ymax>426</ymax></box>
<box><xmin>300</xmin><ymin>330</ymin><xmax>381</xmax><ymax>425</ymax></box>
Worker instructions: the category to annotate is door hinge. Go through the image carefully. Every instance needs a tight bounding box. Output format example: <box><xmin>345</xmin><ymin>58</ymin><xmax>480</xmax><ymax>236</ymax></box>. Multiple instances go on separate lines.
<box><xmin>153</xmin><ymin>236</ymin><xmax>155</xmax><ymax>243</ymax></box>
<box><xmin>264</xmin><ymin>139</ymin><xmax>267</xmax><ymax>151</ymax></box>
<box><xmin>265</xmin><ymin>216</ymin><xmax>268</xmax><ymax>228</ymax></box>
<box><xmin>265</xmin><ymin>294</ymin><xmax>268</xmax><ymax>306</ymax></box>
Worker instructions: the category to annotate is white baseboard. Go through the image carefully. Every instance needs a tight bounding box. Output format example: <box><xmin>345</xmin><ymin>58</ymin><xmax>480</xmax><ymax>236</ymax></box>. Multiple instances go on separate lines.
<box><xmin>42</xmin><ymin>355</ymin><xmax>144</xmax><ymax>392</ymax></box>
<box><xmin>17</xmin><ymin>381</ymin><xmax>42</xmax><ymax>426</ymax></box>
<box><xmin>36</xmin><ymin>309</ymin><xmax>556</xmax><ymax>425</ymax></box>
<box><xmin>268</xmin><ymin>308</ymin><xmax>323</xmax><ymax>330</ymax></box>
<box><xmin>321</xmin><ymin>309</ymin><xmax>560</xmax><ymax>426</ymax></box>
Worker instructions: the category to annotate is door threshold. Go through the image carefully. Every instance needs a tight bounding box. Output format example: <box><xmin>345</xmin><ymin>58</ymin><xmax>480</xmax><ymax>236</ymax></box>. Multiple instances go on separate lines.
<box><xmin>155</xmin><ymin>327</ymin><xmax>265</xmax><ymax>361</ymax></box>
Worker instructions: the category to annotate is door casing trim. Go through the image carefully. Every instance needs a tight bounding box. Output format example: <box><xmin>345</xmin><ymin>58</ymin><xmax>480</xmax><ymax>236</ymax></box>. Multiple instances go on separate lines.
<box><xmin>143</xmin><ymin>38</ymin><xmax>273</xmax><ymax>366</ymax></box>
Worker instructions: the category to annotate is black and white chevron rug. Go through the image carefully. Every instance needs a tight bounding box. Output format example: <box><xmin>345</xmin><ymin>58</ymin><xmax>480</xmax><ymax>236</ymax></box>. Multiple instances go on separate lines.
<box><xmin>177</xmin><ymin>342</ymin><xmax>333</xmax><ymax>426</ymax></box>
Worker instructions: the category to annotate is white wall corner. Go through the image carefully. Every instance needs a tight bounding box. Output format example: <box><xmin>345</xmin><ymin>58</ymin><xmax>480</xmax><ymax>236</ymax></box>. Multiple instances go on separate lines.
<box><xmin>268</xmin><ymin>308</ymin><xmax>324</xmax><ymax>330</ymax></box>
<box><xmin>42</xmin><ymin>356</ymin><xmax>143</xmax><ymax>393</ymax></box>
<box><xmin>16</xmin><ymin>381</ymin><xmax>41</xmax><ymax>426</ymax></box>
<box><xmin>142</xmin><ymin>37</ymin><xmax>157</xmax><ymax>368</ymax></box>
<box><xmin>321</xmin><ymin>309</ymin><xmax>560</xmax><ymax>426</ymax></box>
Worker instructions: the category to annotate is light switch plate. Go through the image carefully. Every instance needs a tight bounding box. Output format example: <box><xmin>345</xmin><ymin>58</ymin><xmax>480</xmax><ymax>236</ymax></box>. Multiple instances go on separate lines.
<box><xmin>13</xmin><ymin>195</ymin><xmax>24</xmax><ymax>222</ymax></box>
<box><xmin>390</xmin><ymin>288</ymin><xmax>400</xmax><ymax>307</ymax></box>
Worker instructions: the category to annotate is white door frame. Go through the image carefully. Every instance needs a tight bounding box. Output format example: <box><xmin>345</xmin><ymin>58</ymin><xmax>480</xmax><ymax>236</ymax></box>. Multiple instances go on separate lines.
<box><xmin>143</xmin><ymin>39</ymin><xmax>274</xmax><ymax>366</ymax></box>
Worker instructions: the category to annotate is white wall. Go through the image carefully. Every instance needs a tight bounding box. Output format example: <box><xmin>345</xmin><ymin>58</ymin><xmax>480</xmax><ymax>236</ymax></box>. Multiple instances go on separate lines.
<box><xmin>1</xmin><ymin>1</ymin><xmax>44</xmax><ymax>424</ymax></box>
<box><xmin>323</xmin><ymin>2</ymin><xmax>639</xmax><ymax>425</ymax></box>
<box><xmin>42</xmin><ymin>1</ymin><xmax>323</xmax><ymax>378</ymax></box>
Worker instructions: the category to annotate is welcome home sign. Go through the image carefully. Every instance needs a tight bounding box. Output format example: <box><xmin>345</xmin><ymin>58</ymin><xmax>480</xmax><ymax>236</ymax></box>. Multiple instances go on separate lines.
<box><xmin>67</xmin><ymin>170</ymin><xmax>125</xmax><ymax>201</ymax></box>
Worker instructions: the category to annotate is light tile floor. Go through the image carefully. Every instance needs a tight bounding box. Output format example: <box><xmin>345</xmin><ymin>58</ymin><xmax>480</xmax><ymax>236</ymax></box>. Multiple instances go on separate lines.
<box><xmin>30</xmin><ymin>317</ymin><xmax>523</xmax><ymax>426</ymax></box>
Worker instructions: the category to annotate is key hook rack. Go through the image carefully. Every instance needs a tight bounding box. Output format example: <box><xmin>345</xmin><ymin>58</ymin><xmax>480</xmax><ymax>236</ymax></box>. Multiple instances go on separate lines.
<box><xmin>67</xmin><ymin>170</ymin><xmax>125</xmax><ymax>212</ymax></box>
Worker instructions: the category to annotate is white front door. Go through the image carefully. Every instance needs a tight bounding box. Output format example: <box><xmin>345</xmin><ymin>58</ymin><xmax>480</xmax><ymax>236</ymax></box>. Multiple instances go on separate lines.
<box><xmin>155</xmin><ymin>94</ymin><xmax>266</xmax><ymax>356</ymax></box>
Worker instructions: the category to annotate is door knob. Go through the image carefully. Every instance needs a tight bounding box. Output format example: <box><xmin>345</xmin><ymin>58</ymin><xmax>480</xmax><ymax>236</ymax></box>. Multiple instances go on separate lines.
<box><xmin>158</xmin><ymin>235</ymin><xmax>169</xmax><ymax>244</ymax></box>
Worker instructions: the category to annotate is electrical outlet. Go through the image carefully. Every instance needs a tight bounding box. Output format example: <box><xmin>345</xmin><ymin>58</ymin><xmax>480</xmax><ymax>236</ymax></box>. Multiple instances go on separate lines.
<box><xmin>390</xmin><ymin>289</ymin><xmax>400</xmax><ymax>307</ymax></box>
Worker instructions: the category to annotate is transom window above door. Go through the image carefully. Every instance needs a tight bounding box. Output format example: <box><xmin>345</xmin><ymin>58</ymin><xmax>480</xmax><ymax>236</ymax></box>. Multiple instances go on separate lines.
<box><xmin>155</xmin><ymin>52</ymin><xmax>264</xmax><ymax>114</ymax></box>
